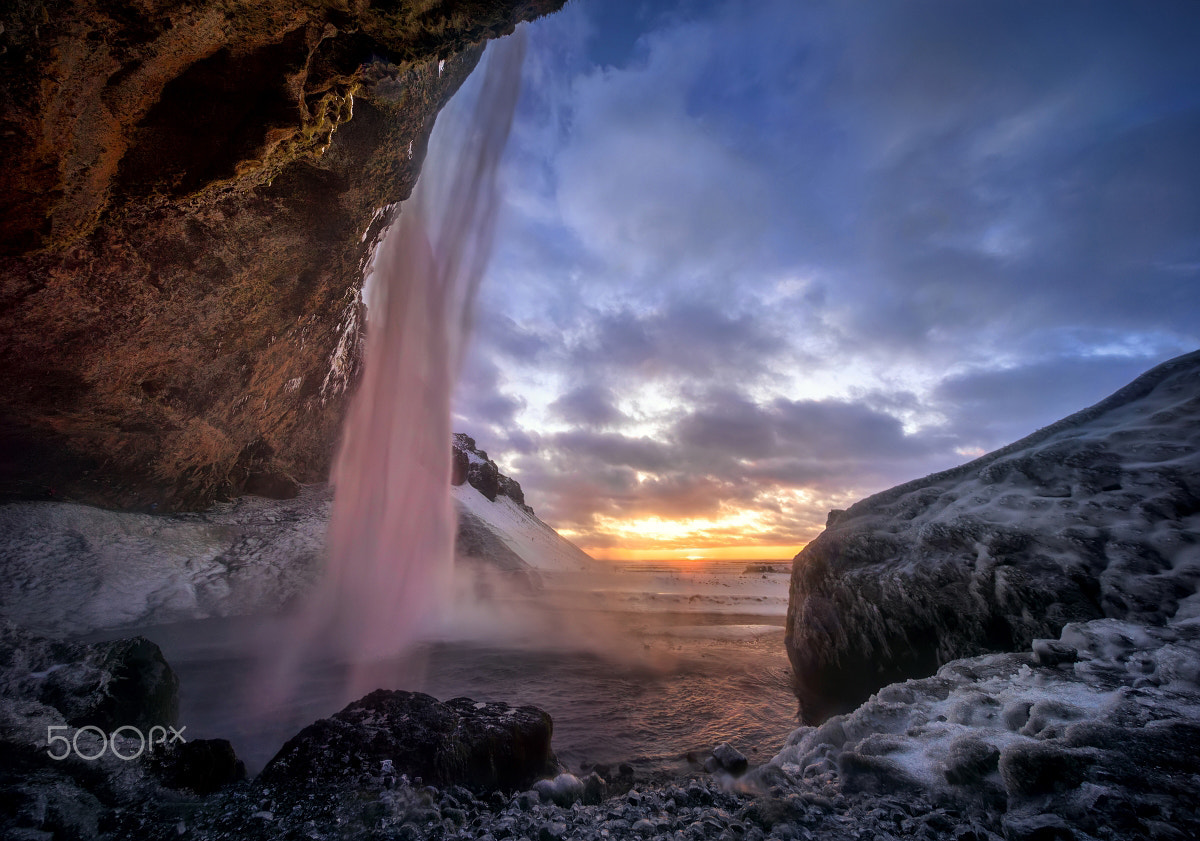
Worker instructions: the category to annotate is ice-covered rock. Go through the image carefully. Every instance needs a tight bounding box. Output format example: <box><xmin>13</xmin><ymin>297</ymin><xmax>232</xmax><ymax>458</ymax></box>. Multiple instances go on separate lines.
<box><xmin>533</xmin><ymin>772</ymin><xmax>585</xmax><ymax>806</ymax></box>
<box><xmin>0</xmin><ymin>449</ymin><xmax>593</xmax><ymax>635</ymax></box>
<box><xmin>0</xmin><ymin>626</ymin><xmax>248</xmax><ymax>838</ymax></box>
<box><xmin>765</xmin><ymin>616</ymin><xmax>1200</xmax><ymax>839</ymax></box>
<box><xmin>786</xmin><ymin>350</ymin><xmax>1200</xmax><ymax>720</ymax></box>
<box><xmin>0</xmin><ymin>625</ymin><xmax>179</xmax><ymax>731</ymax></box>
<box><xmin>706</xmin><ymin>742</ymin><xmax>750</xmax><ymax>776</ymax></box>
<box><xmin>0</xmin><ymin>486</ymin><xmax>331</xmax><ymax>635</ymax></box>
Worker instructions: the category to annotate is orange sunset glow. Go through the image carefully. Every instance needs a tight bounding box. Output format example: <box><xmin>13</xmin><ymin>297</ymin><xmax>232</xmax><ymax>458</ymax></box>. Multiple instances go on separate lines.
<box><xmin>558</xmin><ymin>510</ymin><xmax>813</xmax><ymax>562</ymax></box>
<box><xmin>583</xmin><ymin>544</ymin><xmax>803</xmax><ymax>562</ymax></box>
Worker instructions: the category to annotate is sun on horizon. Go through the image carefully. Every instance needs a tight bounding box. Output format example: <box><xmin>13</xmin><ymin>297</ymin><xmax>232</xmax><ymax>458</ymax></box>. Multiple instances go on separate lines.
<box><xmin>582</xmin><ymin>544</ymin><xmax>802</xmax><ymax>562</ymax></box>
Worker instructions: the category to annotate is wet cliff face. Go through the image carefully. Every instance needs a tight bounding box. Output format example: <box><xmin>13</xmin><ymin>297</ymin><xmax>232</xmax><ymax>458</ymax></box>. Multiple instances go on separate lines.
<box><xmin>0</xmin><ymin>0</ymin><xmax>562</xmax><ymax>510</ymax></box>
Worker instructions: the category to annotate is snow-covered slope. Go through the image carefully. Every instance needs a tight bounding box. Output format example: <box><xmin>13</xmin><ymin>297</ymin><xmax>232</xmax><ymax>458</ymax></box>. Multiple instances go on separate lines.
<box><xmin>0</xmin><ymin>487</ymin><xmax>330</xmax><ymax>635</ymax></box>
<box><xmin>450</xmin><ymin>433</ymin><xmax>594</xmax><ymax>572</ymax></box>
<box><xmin>452</xmin><ymin>482</ymin><xmax>594</xmax><ymax>572</ymax></box>
<box><xmin>0</xmin><ymin>437</ymin><xmax>592</xmax><ymax>635</ymax></box>
<box><xmin>787</xmin><ymin>349</ymin><xmax>1200</xmax><ymax>721</ymax></box>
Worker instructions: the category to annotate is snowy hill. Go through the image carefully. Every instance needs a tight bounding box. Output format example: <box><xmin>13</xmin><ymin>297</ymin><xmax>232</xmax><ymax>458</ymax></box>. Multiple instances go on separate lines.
<box><xmin>451</xmin><ymin>434</ymin><xmax>594</xmax><ymax>572</ymax></box>
<box><xmin>786</xmin><ymin>349</ymin><xmax>1200</xmax><ymax>721</ymax></box>
<box><xmin>0</xmin><ymin>437</ymin><xmax>591</xmax><ymax>636</ymax></box>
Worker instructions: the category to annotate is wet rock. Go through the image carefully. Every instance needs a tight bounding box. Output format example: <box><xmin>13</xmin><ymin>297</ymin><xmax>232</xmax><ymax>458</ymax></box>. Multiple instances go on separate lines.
<box><xmin>538</xmin><ymin>820</ymin><xmax>567</xmax><ymax>841</ymax></box>
<box><xmin>150</xmin><ymin>738</ymin><xmax>246</xmax><ymax>794</ymax></box>
<box><xmin>1002</xmin><ymin>812</ymin><xmax>1075</xmax><ymax>841</ymax></box>
<box><xmin>1031</xmin><ymin>640</ymin><xmax>1077</xmax><ymax>667</ymax></box>
<box><xmin>942</xmin><ymin>737</ymin><xmax>1001</xmax><ymax>786</ymax></box>
<box><xmin>1</xmin><ymin>626</ymin><xmax>178</xmax><ymax>732</ymax></box>
<box><xmin>260</xmin><ymin>690</ymin><xmax>558</xmax><ymax>795</ymax></box>
<box><xmin>999</xmin><ymin>743</ymin><xmax>1092</xmax><ymax>797</ymax></box>
<box><xmin>581</xmin><ymin>771</ymin><xmax>607</xmax><ymax>805</ymax></box>
<box><xmin>709</xmin><ymin>742</ymin><xmax>750</xmax><ymax>776</ymax></box>
<box><xmin>839</xmin><ymin>751</ymin><xmax>924</xmax><ymax>795</ymax></box>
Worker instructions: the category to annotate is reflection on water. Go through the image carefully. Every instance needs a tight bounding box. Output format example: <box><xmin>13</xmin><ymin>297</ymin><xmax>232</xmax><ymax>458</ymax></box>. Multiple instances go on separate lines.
<box><xmin>96</xmin><ymin>559</ymin><xmax>799</xmax><ymax>780</ymax></box>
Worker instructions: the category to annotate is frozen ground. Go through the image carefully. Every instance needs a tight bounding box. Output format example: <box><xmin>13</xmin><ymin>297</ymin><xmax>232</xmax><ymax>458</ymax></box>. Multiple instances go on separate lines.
<box><xmin>452</xmin><ymin>481</ymin><xmax>595</xmax><ymax>572</ymax></box>
<box><xmin>765</xmin><ymin>610</ymin><xmax>1200</xmax><ymax>839</ymax></box>
<box><xmin>0</xmin><ymin>480</ymin><xmax>598</xmax><ymax>637</ymax></box>
<box><xmin>0</xmin><ymin>487</ymin><xmax>332</xmax><ymax>635</ymax></box>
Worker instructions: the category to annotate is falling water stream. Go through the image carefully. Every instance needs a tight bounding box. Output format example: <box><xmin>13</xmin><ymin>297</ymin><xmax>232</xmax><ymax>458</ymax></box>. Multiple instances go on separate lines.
<box><xmin>258</xmin><ymin>33</ymin><xmax>527</xmax><ymax>711</ymax></box>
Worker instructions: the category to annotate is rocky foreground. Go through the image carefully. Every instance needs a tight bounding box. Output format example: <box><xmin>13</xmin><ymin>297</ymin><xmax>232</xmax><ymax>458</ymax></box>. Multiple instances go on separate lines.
<box><xmin>3</xmin><ymin>607</ymin><xmax>1199</xmax><ymax>840</ymax></box>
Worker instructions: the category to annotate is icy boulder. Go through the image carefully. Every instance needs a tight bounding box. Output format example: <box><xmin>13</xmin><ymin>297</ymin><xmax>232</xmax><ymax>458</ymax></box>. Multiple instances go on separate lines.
<box><xmin>786</xmin><ymin>350</ymin><xmax>1200</xmax><ymax>721</ymax></box>
<box><xmin>765</xmin><ymin>617</ymin><xmax>1200</xmax><ymax>839</ymax></box>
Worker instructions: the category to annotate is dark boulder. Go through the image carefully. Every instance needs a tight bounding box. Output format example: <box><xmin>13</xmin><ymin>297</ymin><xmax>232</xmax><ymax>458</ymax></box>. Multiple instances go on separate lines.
<box><xmin>468</xmin><ymin>460</ymin><xmax>502</xmax><ymax>501</ymax></box>
<box><xmin>1</xmin><ymin>627</ymin><xmax>178</xmax><ymax>732</ymax></box>
<box><xmin>259</xmin><ymin>690</ymin><xmax>559</xmax><ymax>794</ymax></box>
<box><xmin>706</xmin><ymin>742</ymin><xmax>749</xmax><ymax>776</ymax></box>
<box><xmin>451</xmin><ymin>446</ymin><xmax>470</xmax><ymax>486</ymax></box>
<box><xmin>150</xmin><ymin>738</ymin><xmax>246</xmax><ymax>794</ymax></box>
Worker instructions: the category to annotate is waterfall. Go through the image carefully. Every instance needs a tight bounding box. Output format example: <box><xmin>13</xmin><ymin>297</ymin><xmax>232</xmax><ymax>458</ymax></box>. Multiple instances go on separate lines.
<box><xmin>261</xmin><ymin>30</ymin><xmax>526</xmax><ymax>708</ymax></box>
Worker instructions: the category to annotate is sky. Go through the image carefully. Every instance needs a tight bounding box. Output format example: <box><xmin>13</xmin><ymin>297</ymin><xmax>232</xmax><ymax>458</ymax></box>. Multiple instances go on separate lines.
<box><xmin>446</xmin><ymin>0</ymin><xmax>1200</xmax><ymax>561</ymax></box>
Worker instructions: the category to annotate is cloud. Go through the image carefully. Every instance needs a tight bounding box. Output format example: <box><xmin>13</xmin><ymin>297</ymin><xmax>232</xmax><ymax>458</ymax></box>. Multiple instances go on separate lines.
<box><xmin>550</xmin><ymin>429</ymin><xmax>674</xmax><ymax>473</ymax></box>
<box><xmin>549</xmin><ymin>384</ymin><xmax>627</xmax><ymax>427</ymax></box>
<box><xmin>565</xmin><ymin>300</ymin><xmax>784</xmax><ymax>383</ymax></box>
<box><xmin>446</xmin><ymin>0</ymin><xmax>1200</xmax><ymax>554</ymax></box>
<box><xmin>452</xmin><ymin>353</ymin><xmax>526</xmax><ymax>435</ymax></box>
<box><xmin>934</xmin><ymin>352</ymin><xmax>1166</xmax><ymax>451</ymax></box>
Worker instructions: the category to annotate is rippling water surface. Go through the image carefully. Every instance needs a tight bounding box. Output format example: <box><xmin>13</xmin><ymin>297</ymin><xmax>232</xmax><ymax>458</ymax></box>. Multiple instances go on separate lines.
<box><xmin>123</xmin><ymin>559</ymin><xmax>798</xmax><ymax>780</ymax></box>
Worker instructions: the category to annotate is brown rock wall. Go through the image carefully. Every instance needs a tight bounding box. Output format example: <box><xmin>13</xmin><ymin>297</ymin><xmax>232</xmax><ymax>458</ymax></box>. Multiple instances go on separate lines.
<box><xmin>0</xmin><ymin>0</ymin><xmax>563</xmax><ymax>509</ymax></box>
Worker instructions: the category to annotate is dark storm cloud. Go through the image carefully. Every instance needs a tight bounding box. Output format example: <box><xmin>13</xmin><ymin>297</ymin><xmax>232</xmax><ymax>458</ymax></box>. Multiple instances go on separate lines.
<box><xmin>934</xmin><ymin>354</ymin><xmax>1161</xmax><ymax>451</ymax></box>
<box><xmin>551</xmin><ymin>430</ymin><xmax>675</xmax><ymax>473</ymax></box>
<box><xmin>675</xmin><ymin>393</ymin><xmax>777</xmax><ymax>460</ymax></box>
<box><xmin>549</xmin><ymin>384</ymin><xmax>628</xmax><ymax>427</ymax></box>
<box><xmin>566</xmin><ymin>300</ymin><xmax>783</xmax><ymax>380</ymax></box>
<box><xmin>452</xmin><ymin>353</ymin><xmax>525</xmax><ymax>434</ymax></box>
<box><xmin>675</xmin><ymin>392</ymin><xmax>931</xmax><ymax>465</ymax></box>
<box><xmin>771</xmin><ymin>399</ymin><xmax>929</xmax><ymax>460</ymax></box>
